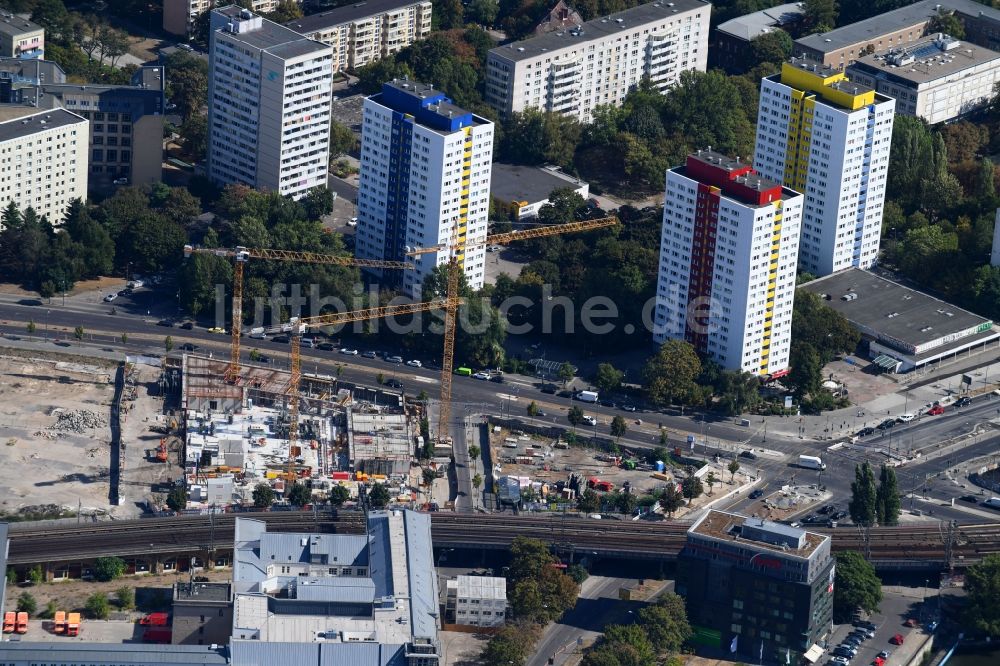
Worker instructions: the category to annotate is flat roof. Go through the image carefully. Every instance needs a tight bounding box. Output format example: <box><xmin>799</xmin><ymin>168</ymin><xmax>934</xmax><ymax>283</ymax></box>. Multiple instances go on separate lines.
<box><xmin>847</xmin><ymin>35</ymin><xmax>1000</xmax><ymax>85</ymax></box>
<box><xmin>0</xmin><ymin>643</ymin><xmax>230</xmax><ymax>664</ymax></box>
<box><xmin>799</xmin><ymin>268</ymin><xmax>994</xmax><ymax>354</ymax></box>
<box><xmin>491</xmin><ymin>0</ymin><xmax>709</xmax><ymax>62</ymax></box>
<box><xmin>686</xmin><ymin>150</ymin><xmax>783</xmax><ymax>194</ymax></box>
<box><xmin>716</xmin><ymin>2</ymin><xmax>806</xmax><ymax>41</ymax></box>
<box><xmin>690</xmin><ymin>510</ymin><xmax>827</xmax><ymax>558</ymax></box>
<box><xmin>456</xmin><ymin>575</ymin><xmax>507</xmax><ymax>600</ymax></box>
<box><xmin>213</xmin><ymin>6</ymin><xmax>328</xmax><ymax>57</ymax></box>
<box><xmin>0</xmin><ymin>107</ymin><xmax>84</xmax><ymax>142</ymax></box>
<box><xmin>795</xmin><ymin>0</ymin><xmax>1000</xmax><ymax>54</ymax></box>
<box><xmin>491</xmin><ymin>163</ymin><xmax>587</xmax><ymax>204</ymax></box>
<box><xmin>0</xmin><ymin>13</ymin><xmax>42</xmax><ymax>37</ymax></box>
<box><xmin>285</xmin><ymin>0</ymin><xmax>428</xmax><ymax>34</ymax></box>
<box><xmin>175</xmin><ymin>581</ymin><xmax>232</xmax><ymax>602</ymax></box>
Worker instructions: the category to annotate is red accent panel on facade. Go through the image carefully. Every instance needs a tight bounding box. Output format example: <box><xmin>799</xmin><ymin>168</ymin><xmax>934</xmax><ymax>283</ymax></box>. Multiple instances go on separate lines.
<box><xmin>685</xmin><ymin>155</ymin><xmax>782</xmax><ymax>206</ymax></box>
<box><xmin>687</xmin><ymin>182</ymin><xmax>719</xmax><ymax>355</ymax></box>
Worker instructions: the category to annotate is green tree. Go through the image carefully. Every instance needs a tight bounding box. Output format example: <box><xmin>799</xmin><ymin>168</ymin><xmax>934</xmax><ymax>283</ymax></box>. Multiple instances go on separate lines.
<box><xmin>660</xmin><ymin>484</ymin><xmax>684</xmax><ymax>517</ymax></box>
<box><xmin>468</xmin><ymin>444</ymin><xmax>481</xmax><ymax>461</ymax></box>
<box><xmin>41</xmin><ymin>600</ymin><xmax>57</xmax><ymax>619</ymax></box>
<box><xmin>681</xmin><ymin>472</ymin><xmax>704</xmax><ymax>505</ymax></box>
<box><xmin>472</xmin><ymin>473</ymin><xmax>483</xmax><ymax>497</ymax></box>
<box><xmin>164</xmin><ymin>51</ymin><xmax>208</xmax><ymax>121</ymax></box>
<box><xmin>929</xmin><ymin>9</ymin><xmax>965</xmax><ymax>38</ymax></box>
<box><xmin>578</xmin><ymin>488</ymin><xmax>600</xmax><ymax>513</ymax></box>
<box><xmin>85</xmin><ymin>592</ymin><xmax>110</xmax><ymax>619</ymax></box>
<box><xmin>329</xmin><ymin>484</ymin><xmax>351</xmax><ymax>506</ymax></box>
<box><xmin>527</xmin><ymin>400</ymin><xmax>539</xmax><ymax>417</ymax></box>
<box><xmin>252</xmin><ymin>482</ymin><xmax>275</xmax><ymax>508</ymax></box>
<box><xmin>643</xmin><ymin>339</ymin><xmax>702</xmax><ymax>406</ymax></box>
<box><xmin>180</xmin><ymin>113</ymin><xmax>207</xmax><ymax>161</ymax></box>
<box><xmin>17</xmin><ymin>592</ymin><xmax>37</xmax><ymax>616</ymax></box>
<box><xmin>594</xmin><ymin>363</ymin><xmax>624</xmax><ymax>394</ymax></box>
<box><xmin>585</xmin><ymin>624</ymin><xmax>657</xmax><ymax>666</ymax></box>
<box><xmin>610</xmin><ymin>415</ymin><xmax>627</xmax><ymax>441</ymax></box>
<box><xmin>640</xmin><ymin>592</ymin><xmax>692</xmax><ymax>654</ymax></box>
<box><xmin>287</xmin><ymin>482</ymin><xmax>312</xmax><ymax>506</ymax></box>
<box><xmin>120</xmin><ymin>332</ymin><xmax>128</xmax><ymax>344</ymax></box>
<box><xmin>849</xmin><ymin>462</ymin><xmax>877</xmax><ymax>526</ymax></box>
<box><xmin>26</xmin><ymin>320</ymin><xmax>36</xmax><ymax>335</ymax></box>
<box><xmin>329</xmin><ymin>120</ymin><xmax>359</xmax><ymax>158</ymax></box>
<box><xmin>266</xmin><ymin>0</ymin><xmax>303</xmax><ymax>22</ymax></box>
<box><xmin>93</xmin><ymin>556</ymin><xmax>126</xmax><ymax>582</ymax></box>
<box><xmin>28</xmin><ymin>565</ymin><xmax>43</xmax><ymax>585</ymax></box>
<box><xmin>875</xmin><ymin>464</ymin><xmax>901</xmax><ymax>526</ymax></box>
<box><xmin>727</xmin><ymin>459</ymin><xmax>740</xmax><ymax>483</ymax></box>
<box><xmin>833</xmin><ymin>551</ymin><xmax>882</xmax><ymax>622</ymax></box>
<box><xmin>164</xmin><ymin>336</ymin><xmax>174</xmax><ymax>352</ymax></box>
<box><xmin>116</xmin><ymin>585</ymin><xmax>135</xmax><ymax>610</ymax></box>
<box><xmin>964</xmin><ymin>554</ymin><xmax>1000</xmax><ymax>636</ymax></box>
<box><xmin>750</xmin><ymin>29</ymin><xmax>793</xmax><ymax>66</ymax></box>
<box><xmin>789</xmin><ymin>342</ymin><xmax>823</xmax><ymax>398</ymax></box>
<box><xmin>804</xmin><ymin>0</ymin><xmax>838</xmax><ymax>30</ymax></box>
<box><xmin>467</xmin><ymin>0</ymin><xmax>499</xmax><ymax>25</ymax></box>
<box><xmin>74</xmin><ymin>325</ymin><xmax>84</xmax><ymax>340</ymax></box>
<box><xmin>166</xmin><ymin>486</ymin><xmax>187</xmax><ymax>512</ymax></box>
<box><xmin>705</xmin><ymin>471</ymin><xmax>716</xmax><ymax>496</ymax></box>
<box><xmin>6</xmin><ymin>568</ymin><xmax>16</xmax><ymax>585</ymax></box>
<box><xmin>558</xmin><ymin>361</ymin><xmax>575</xmax><ymax>386</ymax></box>
<box><xmin>481</xmin><ymin>622</ymin><xmax>542</xmax><ymax>666</ymax></box>
<box><xmin>567</xmin><ymin>405</ymin><xmax>585</xmax><ymax>427</ymax></box>
<box><xmin>367</xmin><ymin>482</ymin><xmax>391</xmax><ymax>509</ymax></box>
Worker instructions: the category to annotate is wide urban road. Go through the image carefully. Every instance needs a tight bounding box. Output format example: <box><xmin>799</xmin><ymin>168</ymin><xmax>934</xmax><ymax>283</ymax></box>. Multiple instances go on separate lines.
<box><xmin>6</xmin><ymin>511</ymin><xmax>1000</xmax><ymax>568</ymax></box>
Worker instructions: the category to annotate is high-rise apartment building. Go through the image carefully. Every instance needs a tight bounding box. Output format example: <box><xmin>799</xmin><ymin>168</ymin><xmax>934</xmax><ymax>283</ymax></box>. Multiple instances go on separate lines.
<box><xmin>284</xmin><ymin>0</ymin><xmax>432</xmax><ymax>72</ymax></box>
<box><xmin>357</xmin><ymin>80</ymin><xmax>494</xmax><ymax>297</ymax></box>
<box><xmin>0</xmin><ymin>107</ymin><xmax>87</xmax><ymax>227</ymax></box>
<box><xmin>654</xmin><ymin>151</ymin><xmax>802</xmax><ymax>376</ymax></box>
<box><xmin>677</xmin><ymin>511</ymin><xmax>834</xmax><ymax>664</ymax></box>
<box><xmin>754</xmin><ymin>60</ymin><xmax>895</xmax><ymax>276</ymax></box>
<box><xmin>164</xmin><ymin>0</ymin><xmax>292</xmax><ymax>36</ymax></box>
<box><xmin>485</xmin><ymin>0</ymin><xmax>710</xmax><ymax>123</ymax></box>
<box><xmin>207</xmin><ymin>6</ymin><xmax>333</xmax><ymax>200</ymax></box>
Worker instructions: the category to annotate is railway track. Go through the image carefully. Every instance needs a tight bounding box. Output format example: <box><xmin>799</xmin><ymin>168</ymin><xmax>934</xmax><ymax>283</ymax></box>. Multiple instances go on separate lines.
<box><xmin>5</xmin><ymin>513</ymin><xmax>1000</xmax><ymax>566</ymax></box>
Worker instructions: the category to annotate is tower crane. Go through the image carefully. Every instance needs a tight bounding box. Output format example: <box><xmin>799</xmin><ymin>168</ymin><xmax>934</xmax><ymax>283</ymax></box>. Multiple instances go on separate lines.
<box><xmin>408</xmin><ymin>215</ymin><xmax>621</xmax><ymax>441</ymax></box>
<box><xmin>182</xmin><ymin>245</ymin><xmax>414</xmax><ymax>382</ymax></box>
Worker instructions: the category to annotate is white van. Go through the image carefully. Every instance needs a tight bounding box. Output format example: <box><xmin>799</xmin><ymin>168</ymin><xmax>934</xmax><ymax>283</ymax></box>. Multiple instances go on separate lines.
<box><xmin>576</xmin><ymin>390</ymin><xmax>599</xmax><ymax>403</ymax></box>
<box><xmin>248</xmin><ymin>327</ymin><xmax>267</xmax><ymax>339</ymax></box>
<box><xmin>798</xmin><ymin>455</ymin><xmax>827</xmax><ymax>470</ymax></box>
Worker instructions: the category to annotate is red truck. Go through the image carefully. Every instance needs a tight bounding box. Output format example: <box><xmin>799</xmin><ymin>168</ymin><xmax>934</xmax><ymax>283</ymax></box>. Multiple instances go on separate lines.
<box><xmin>587</xmin><ymin>477</ymin><xmax>614</xmax><ymax>492</ymax></box>
<box><xmin>139</xmin><ymin>612</ymin><xmax>169</xmax><ymax>626</ymax></box>
<box><xmin>142</xmin><ymin>628</ymin><xmax>172</xmax><ymax>643</ymax></box>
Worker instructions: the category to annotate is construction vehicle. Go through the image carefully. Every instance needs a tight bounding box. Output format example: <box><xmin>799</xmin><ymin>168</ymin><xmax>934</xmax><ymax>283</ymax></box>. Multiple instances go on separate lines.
<box><xmin>15</xmin><ymin>611</ymin><xmax>28</xmax><ymax>634</ymax></box>
<box><xmin>406</xmin><ymin>215</ymin><xmax>619</xmax><ymax>443</ymax></box>
<box><xmin>182</xmin><ymin>245</ymin><xmax>414</xmax><ymax>382</ymax></box>
<box><xmin>3</xmin><ymin>611</ymin><xmax>14</xmax><ymax>633</ymax></box>
<box><xmin>155</xmin><ymin>438</ymin><xmax>168</xmax><ymax>463</ymax></box>
<box><xmin>53</xmin><ymin>611</ymin><xmax>66</xmax><ymax>634</ymax></box>
<box><xmin>587</xmin><ymin>477</ymin><xmax>614</xmax><ymax>492</ymax></box>
<box><xmin>66</xmin><ymin>612</ymin><xmax>80</xmax><ymax>636</ymax></box>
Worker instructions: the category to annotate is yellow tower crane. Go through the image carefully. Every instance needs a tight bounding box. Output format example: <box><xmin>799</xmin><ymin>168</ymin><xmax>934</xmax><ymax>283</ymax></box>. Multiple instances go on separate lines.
<box><xmin>408</xmin><ymin>215</ymin><xmax>621</xmax><ymax>441</ymax></box>
<box><xmin>182</xmin><ymin>245</ymin><xmax>413</xmax><ymax>382</ymax></box>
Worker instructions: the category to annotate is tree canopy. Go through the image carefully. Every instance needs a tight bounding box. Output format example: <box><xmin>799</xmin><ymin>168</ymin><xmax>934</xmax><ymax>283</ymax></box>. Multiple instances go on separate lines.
<box><xmin>833</xmin><ymin>551</ymin><xmax>882</xmax><ymax>622</ymax></box>
<box><xmin>965</xmin><ymin>554</ymin><xmax>1000</xmax><ymax>637</ymax></box>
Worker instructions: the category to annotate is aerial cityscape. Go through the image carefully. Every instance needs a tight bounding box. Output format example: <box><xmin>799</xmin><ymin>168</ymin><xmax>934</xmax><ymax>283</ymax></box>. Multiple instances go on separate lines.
<box><xmin>1</xmin><ymin>0</ymin><xmax>1000</xmax><ymax>665</ymax></box>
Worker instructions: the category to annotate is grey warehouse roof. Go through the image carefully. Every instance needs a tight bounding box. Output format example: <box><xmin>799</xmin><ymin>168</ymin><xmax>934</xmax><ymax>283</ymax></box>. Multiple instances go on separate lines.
<box><xmin>799</xmin><ymin>268</ymin><xmax>993</xmax><ymax>352</ymax></box>
<box><xmin>0</xmin><ymin>13</ymin><xmax>41</xmax><ymax>37</ymax></box>
<box><xmin>0</xmin><ymin>643</ymin><xmax>230</xmax><ymax>664</ymax></box>
<box><xmin>0</xmin><ymin>108</ymin><xmax>84</xmax><ymax>143</ymax></box>
<box><xmin>491</xmin><ymin>163</ymin><xmax>588</xmax><ymax>204</ymax></box>
<box><xmin>847</xmin><ymin>35</ymin><xmax>1000</xmax><ymax>85</ymax></box>
<box><xmin>716</xmin><ymin>2</ymin><xmax>806</xmax><ymax>41</ymax></box>
<box><xmin>492</xmin><ymin>0</ymin><xmax>710</xmax><ymax>62</ymax></box>
<box><xmin>230</xmin><ymin>640</ymin><xmax>407</xmax><ymax>665</ymax></box>
<box><xmin>285</xmin><ymin>0</ymin><xmax>426</xmax><ymax>33</ymax></box>
<box><xmin>795</xmin><ymin>0</ymin><xmax>1000</xmax><ymax>53</ymax></box>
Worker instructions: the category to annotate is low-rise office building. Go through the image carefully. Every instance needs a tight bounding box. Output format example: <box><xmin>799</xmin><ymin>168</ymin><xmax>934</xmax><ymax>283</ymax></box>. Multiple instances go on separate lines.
<box><xmin>445</xmin><ymin>575</ymin><xmax>508</xmax><ymax>627</ymax></box>
<box><xmin>0</xmin><ymin>12</ymin><xmax>43</xmax><ymax>60</ymax></box>
<box><xmin>284</xmin><ymin>0</ymin><xmax>432</xmax><ymax>72</ymax></box>
<box><xmin>490</xmin><ymin>163</ymin><xmax>589</xmax><ymax>220</ymax></box>
<box><xmin>678</xmin><ymin>510</ymin><xmax>833</xmax><ymax>664</ymax></box>
<box><xmin>845</xmin><ymin>33</ymin><xmax>1000</xmax><ymax>124</ymax></box>
<box><xmin>172</xmin><ymin>581</ymin><xmax>233</xmax><ymax>646</ymax></box>
<box><xmin>793</xmin><ymin>0</ymin><xmax>1000</xmax><ymax>67</ymax></box>
<box><xmin>799</xmin><ymin>268</ymin><xmax>999</xmax><ymax>372</ymax></box>
<box><xmin>713</xmin><ymin>3</ymin><xmax>805</xmax><ymax>73</ymax></box>
<box><xmin>485</xmin><ymin>0</ymin><xmax>710</xmax><ymax>122</ymax></box>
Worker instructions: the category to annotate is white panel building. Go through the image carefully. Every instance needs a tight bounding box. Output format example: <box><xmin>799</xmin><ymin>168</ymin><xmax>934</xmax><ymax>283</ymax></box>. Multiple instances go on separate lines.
<box><xmin>846</xmin><ymin>33</ymin><xmax>1000</xmax><ymax>125</ymax></box>
<box><xmin>207</xmin><ymin>6</ymin><xmax>333</xmax><ymax>200</ymax></box>
<box><xmin>0</xmin><ymin>107</ymin><xmax>87</xmax><ymax>228</ymax></box>
<box><xmin>485</xmin><ymin>0</ymin><xmax>710</xmax><ymax>123</ymax></box>
<box><xmin>284</xmin><ymin>0</ymin><xmax>432</xmax><ymax>72</ymax></box>
<box><xmin>357</xmin><ymin>80</ymin><xmax>494</xmax><ymax>298</ymax></box>
<box><xmin>754</xmin><ymin>60</ymin><xmax>895</xmax><ymax>276</ymax></box>
<box><xmin>445</xmin><ymin>575</ymin><xmax>508</xmax><ymax>628</ymax></box>
<box><xmin>654</xmin><ymin>150</ymin><xmax>802</xmax><ymax>376</ymax></box>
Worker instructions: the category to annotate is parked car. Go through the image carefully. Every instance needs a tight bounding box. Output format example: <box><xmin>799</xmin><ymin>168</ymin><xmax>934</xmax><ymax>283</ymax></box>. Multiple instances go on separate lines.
<box><xmin>959</xmin><ymin>494</ymin><xmax>979</xmax><ymax>503</ymax></box>
<box><xmin>272</xmin><ymin>335</ymin><xmax>289</xmax><ymax>343</ymax></box>
<box><xmin>581</xmin><ymin>415</ymin><xmax>597</xmax><ymax>426</ymax></box>
<box><xmin>926</xmin><ymin>405</ymin><xmax>945</xmax><ymax>416</ymax></box>
<box><xmin>600</xmin><ymin>399</ymin><xmax>617</xmax><ymax>408</ymax></box>
<box><xmin>897</xmin><ymin>412</ymin><xmax>916</xmax><ymax>423</ymax></box>
<box><xmin>829</xmin><ymin>658</ymin><xmax>850</xmax><ymax>666</ymax></box>
<box><xmin>180</xmin><ymin>321</ymin><xmax>194</xmax><ymax>330</ymax></box>
<box><xmin>361</xmin><ymin>350</ymin><xmax>378</xmax><ymax>359</ymax></box>
<box><xmin>472</xmin><ymin>371</ymin><xmax>491</xmax><ymax>380</ymax></box>
<box><xmin>179</xmin><ymin>343</ymin><xmax>199</xmax><ymax>351</ymax></box>
<box><xmin>926</xmin><ymin>621</ymin><xmax>938</xmax><ymax>632</ymax></box>
<box><xmin>622</xmin><ymin>404</ymin><xmax>639</xmax><ymax>412</ymax></box>
<box><xmin>857</xmin><ymin>427</ymin><xmax>876</xmax><ymax>437</ymax></box>
<box><xmin>339</xmin><ymin>348</ymin><xmax>359</xmax><ymax>356</ymax></box>
<box><xmin>956</xmin><ymin>396</ymin><xmax>973</xmax><ymax>407</ymax></box>
<box><xmin>490</xmin><ymin>374</ymin><xmax>505</xmax><ymax>383</ymax></box>
<box><xmin>749</xmin><ymin>489</ymin><xmax>764</xmax><ymax>499</ymax></box>
<box><xmin>739</xmin><ymin>450</ymin><xmax>758</xmax><ymax>460</ymax></box>
<box><xmin>877</xmin><ymin>650</ymin><xmax>892</xmax><ymax>659</ymax></box>
<box><xmin>540</xmin><ymin>384</ymin><xmax>558</xmax><ymax>394</ymax></box>
<box><xmin>855</xmin><ymin>621</ymin><xmax>878</xmax><ymax>632</ymax></box>
<box><xmin>385</xmin><ymin>378</ymin><xmax>403</xmax><ymax>389</ymax></box>
<box><xmin>104</xmin><ymin>293</ymin><xmax>118</xmax><ymax>302</ymax></box>
<box><xmin>385</xmin><ymin>355</ymin><xmax>403</xmax><ymax>363</ymax></box>
<box><xmin>890</xmin><ymin>634</ymin><xmax>905</xmax><ymax>646</ymax></box>
<box><xmin>406</xmin><ymin>359</ymin><xmax>422</xmax><ymax>367</ymax></box>
<box><xmin>157</xmin><ymin>319</ymin><xmax>174</xmax><ymax>327</ymax></box>
<box><xmin>877</xmin><ymin>419</ymin><xmax>896</xmax><ymax>430</ymax></box>
<box><xmin>316</xmin><ymin>342</ymin><xmax>336</xmax><ymax>351</ymax></box>
<box><xmin>207</xmin><ymin>327</ymin><xmax>226</xmax><ymax>334</ymax></box>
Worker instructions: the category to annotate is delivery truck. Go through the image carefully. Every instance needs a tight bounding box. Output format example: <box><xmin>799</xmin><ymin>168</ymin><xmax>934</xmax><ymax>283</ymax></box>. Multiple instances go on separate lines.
<box><xmin>798</xmin><ymin>455</ymin><xmax>827</xmax><ymax>470</ymax></box>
